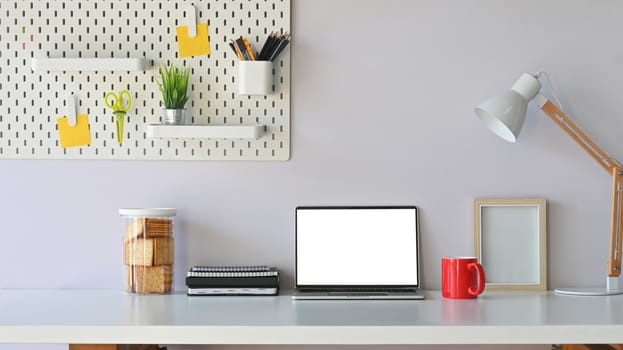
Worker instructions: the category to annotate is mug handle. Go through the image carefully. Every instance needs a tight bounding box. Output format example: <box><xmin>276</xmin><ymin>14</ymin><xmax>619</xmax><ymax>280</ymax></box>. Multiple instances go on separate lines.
<box><xmin>467</xmin><ymin>262</ymin><xmax>486</xmax><ymax>296</ymax></box>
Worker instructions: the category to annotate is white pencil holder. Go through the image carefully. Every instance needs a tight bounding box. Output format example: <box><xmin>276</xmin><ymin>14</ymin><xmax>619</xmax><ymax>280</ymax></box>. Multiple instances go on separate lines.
<box><xmin>238</xmin><ymin>61</ymin><xmax>272</xmax><ymax>95</ymax></box>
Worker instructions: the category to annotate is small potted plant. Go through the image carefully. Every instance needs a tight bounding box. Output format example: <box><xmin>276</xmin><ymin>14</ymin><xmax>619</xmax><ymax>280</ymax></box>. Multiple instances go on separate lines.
<box><xmin>157</xmin><ymin>65</ymin><xmax>190</xmax><ymax>125</ymax></box>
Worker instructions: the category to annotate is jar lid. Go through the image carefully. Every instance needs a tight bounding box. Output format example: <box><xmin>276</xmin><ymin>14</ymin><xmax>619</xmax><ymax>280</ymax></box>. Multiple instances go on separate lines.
<box><xmin>119</xmin><ymin>208</ymin><xmax>177</xmax><ymax>217</ymax></box>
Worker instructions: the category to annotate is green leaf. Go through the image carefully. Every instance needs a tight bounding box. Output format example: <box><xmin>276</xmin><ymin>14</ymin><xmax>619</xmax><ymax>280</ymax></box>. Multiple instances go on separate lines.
<box><xmin>157</xmin><ymin>65</ymin><xmax>190</xmax><ymax>109</ymax></box>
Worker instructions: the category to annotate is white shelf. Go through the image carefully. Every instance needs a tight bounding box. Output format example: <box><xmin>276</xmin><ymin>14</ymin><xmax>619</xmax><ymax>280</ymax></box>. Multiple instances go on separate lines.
<box><xmin>31</xmin><ymin>58</ymin><xmax>148</xmax><ymax>71</ymax></box>
<box><xmin>1</xmin><ymin>290</ymin><xmax>623</xmax><ymax>344</ymax></box>
<box><xmin>146</xmin><ymin>124</ymin><xmax>267</xmax><ymax>139</ymax></box>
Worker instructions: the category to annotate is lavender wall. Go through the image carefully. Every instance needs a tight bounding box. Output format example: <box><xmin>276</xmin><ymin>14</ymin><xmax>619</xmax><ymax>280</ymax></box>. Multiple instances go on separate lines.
<box><xmin>3</xmin><ymin>1</ymin><xmax>622</xmax><ymax>349</ymax></box>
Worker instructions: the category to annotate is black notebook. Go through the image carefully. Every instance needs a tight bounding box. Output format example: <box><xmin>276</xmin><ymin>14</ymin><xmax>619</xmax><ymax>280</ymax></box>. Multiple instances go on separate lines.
<box><xmin>189</xmin><ymin>265</ymin><xmax>274</xmax><ymax>273</ymax></box>
<box><xmin>187</xmin><ymin>266</ymin><xmax>279</xmax><ymax>277</ymax></box>
<box><xmin>186</xmin><ymin>265</ymin><xmax>279</xmax><ymax>296</ymax></box>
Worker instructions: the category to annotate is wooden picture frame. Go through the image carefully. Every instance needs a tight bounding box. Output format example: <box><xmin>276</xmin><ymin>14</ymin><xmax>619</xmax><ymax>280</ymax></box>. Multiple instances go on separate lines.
<box><xmin>474</xmin><ymin>198</ymin><xmax>547</xmax><ymax>291</ymax></box>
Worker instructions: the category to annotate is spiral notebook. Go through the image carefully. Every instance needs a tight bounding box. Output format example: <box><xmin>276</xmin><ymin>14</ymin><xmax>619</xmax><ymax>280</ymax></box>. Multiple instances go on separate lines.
<box><xmin>186</xmin><ymin>265</ymin><xmax>279</xmax><ymax>296</ymax></box>
<box><xmin>188</xmin><ymin>266</ymin><xmax>279</xmax><ymax>277</ymax></box>
<box><xmin>293</xmin><ymin>206</ymin><xmax>424</xmax><ymax>300</ymax></box>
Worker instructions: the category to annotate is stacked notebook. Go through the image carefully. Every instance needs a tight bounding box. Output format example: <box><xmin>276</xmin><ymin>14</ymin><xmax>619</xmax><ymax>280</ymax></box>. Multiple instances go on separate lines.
<box><xmin>186</xmin><ymin>265</ymin><xmax>279</xmax><ymax>296</ymax></box>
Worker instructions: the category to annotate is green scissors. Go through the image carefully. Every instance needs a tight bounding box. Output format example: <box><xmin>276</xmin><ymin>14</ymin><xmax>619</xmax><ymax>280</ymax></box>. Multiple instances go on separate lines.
<box><xmin>104</xmin><ymin>90</ymin><xmax>132</xmax><ymax>145</ymax></box>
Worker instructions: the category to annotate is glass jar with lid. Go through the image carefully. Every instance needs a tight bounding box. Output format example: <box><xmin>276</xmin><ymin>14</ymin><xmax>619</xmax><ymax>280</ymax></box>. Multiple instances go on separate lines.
<box><xmin>119</xmin><ymin>208</ymin><xmax>176</xmax><ymax>294</ymax></box>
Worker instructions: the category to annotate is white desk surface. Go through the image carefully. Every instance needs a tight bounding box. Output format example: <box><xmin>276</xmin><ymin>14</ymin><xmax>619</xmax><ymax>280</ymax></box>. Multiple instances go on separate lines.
<box><xmin>1</xmin><ymin>289</ymin><xmax>623</xmax><ymax>345</ymax></box>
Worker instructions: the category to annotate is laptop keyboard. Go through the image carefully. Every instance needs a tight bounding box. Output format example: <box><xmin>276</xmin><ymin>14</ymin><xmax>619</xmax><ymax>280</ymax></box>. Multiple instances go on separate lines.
<box><xmin>300</xmin><ymin>288</ymin><xmax>418</xmax><ymax>294</ymax></box>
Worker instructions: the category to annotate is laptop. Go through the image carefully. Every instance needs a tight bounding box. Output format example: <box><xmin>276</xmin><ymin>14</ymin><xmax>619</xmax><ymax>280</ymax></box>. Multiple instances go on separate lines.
<box><xmin>293</xmin><ymin>206</ymin><xmax>425</xmax><ymax>300</ymax></box>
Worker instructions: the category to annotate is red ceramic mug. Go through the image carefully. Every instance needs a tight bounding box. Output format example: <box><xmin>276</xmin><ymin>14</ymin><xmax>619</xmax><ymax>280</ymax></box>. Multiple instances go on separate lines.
<box><xmin>442</xmin><ymin>257</ymin><xmax>486</xmax><ymax>299</ymax></box>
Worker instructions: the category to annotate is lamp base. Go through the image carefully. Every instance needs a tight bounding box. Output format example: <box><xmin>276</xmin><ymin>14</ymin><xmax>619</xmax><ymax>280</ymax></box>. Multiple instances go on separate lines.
<box><xmin>555</xmin><ymin>277</ymin><xmax>623</xmax><ymax>295</ymax></box>
<box><xmin>554</xmin><ymin>288</ymin><xmax>623</xmax><ymax>296</ymax></box>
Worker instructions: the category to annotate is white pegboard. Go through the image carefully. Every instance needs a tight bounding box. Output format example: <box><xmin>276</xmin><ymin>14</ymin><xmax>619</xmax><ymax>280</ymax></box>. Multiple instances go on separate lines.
<box><xmin>0</xmin><ymin>0</ymin><xmax>290</xmax><ymax>160</ymax></box>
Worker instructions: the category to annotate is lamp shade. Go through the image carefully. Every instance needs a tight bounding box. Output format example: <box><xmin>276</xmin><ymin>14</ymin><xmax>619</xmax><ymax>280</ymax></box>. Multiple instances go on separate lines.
<box><xmin>475</xmin><ymin>73</ymin><xmax>543</xmax><ymax>143</ymax></box>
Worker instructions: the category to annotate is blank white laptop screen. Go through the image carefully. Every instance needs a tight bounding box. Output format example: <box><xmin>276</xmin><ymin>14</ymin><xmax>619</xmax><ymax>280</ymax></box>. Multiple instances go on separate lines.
<box><xmin>296</xmin><ymin>207</ymin><xmax>419</xmax><ymax>286</ymax></box>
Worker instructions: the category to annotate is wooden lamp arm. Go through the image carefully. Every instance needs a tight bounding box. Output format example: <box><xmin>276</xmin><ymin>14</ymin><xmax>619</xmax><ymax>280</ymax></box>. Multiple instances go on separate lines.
<box><xmin>609</xmin><ymin>168</ymin><xmax>623</xmax><ymax>277</ymax></box>
<box><xmin>534</xmin><ymin>93</ymin><xmax>623</xmax><ymax>279</ymax></box>
<box><xmin>535</xmin><ymin>94</ymin><xmax>620</xmax><ymax>172</ymax></box>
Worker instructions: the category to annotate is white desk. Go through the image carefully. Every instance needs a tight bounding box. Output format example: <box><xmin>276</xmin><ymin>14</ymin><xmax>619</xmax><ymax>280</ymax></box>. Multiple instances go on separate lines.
<box><xmin>1</xmin><ymin>289</ymin><xmax>622</xmax><ymax>345</ymax></box>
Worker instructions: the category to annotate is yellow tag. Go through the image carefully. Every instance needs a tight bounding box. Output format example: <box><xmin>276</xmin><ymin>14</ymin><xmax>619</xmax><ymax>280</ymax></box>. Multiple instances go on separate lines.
<box><xmin>176</xmin><ymin>23</ymin><xmax>211</xmax><ymax>58</ymax></box>
<box><xmin>57</xmin><ymin>114</ymin><xmax>91</xmax><ymax>148</ymax></box>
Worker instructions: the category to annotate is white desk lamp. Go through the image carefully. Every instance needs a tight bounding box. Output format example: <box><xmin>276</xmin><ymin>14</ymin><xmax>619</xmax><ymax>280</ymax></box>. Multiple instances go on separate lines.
<box><xmin>475</xmin><ymin>72</ymin><xmax>623</xmax><ymax>296</ymax></box>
